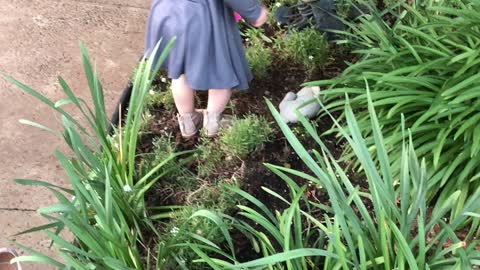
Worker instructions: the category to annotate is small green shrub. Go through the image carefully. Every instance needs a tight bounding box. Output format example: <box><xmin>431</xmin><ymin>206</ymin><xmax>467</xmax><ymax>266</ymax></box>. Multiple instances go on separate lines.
<box><xmin>152</xmin><ymin>134</ymin><xmax>175</xmax><ymax>155</ymax></box>
<box><xmin>138</xmin><ymin>134</ymin><xmax>182</xmax><ymax>178</ymax></box>
<box><xmin>196</xmin><ymin>136</ymin><xmax>224</xmax><ymax>177</ymax></box>
<box><xmin>276</xmin><ymin>27</ymin><xmax>329</xmax><ymax>74</ymax></box>
<box><xmin>145</xmin><ymin>84</ymin><xmax>175</xmax><ymax>111</ymax></box>
<box><xmin>242</xmin><ymin>27</ymin><xmax>274</xmax><ymax>67</ymax></box>
<box><xmin>139</xmin><ymin>110</ymin><xmax>154</xmax><ymax>132</ymax></box>
<box><xmin>219</xmin><ymin>114</ymin><xmax>272</xmax><ymax>158</ymax></box>
<box><xmin>245</xmin><ymin>39</ymin><xmax>273</xmax><ymax>79</ymax></box>
<box><xmin>138</xmin><ymin>136</ymin><xmax>200</xmax><ymax>205</ymax></box>
<box><xmin>187</xmin><ymin>179</ymin><xmax>243</xmax><ymax>213</ymax></box>
<box><xmin>156</xmin><ymin>206</ymin><xmax>230</xmax><ymax>270</ymax></box>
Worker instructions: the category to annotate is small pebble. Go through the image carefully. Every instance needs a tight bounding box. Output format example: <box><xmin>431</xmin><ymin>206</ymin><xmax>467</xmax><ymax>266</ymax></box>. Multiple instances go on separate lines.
<box><xmin>264</xmin><ymin>91</ymin><xmax>271</xmax><ymax>95</ymax></box>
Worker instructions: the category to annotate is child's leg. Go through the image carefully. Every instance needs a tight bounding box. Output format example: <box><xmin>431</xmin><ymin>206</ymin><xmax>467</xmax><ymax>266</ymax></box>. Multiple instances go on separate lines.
<box><xmin>207</xmin><ymin>89</ymin><xmax>232</xmax><ymax>113</ymax></box>
<box><xmin>204</xmin><ymin>89</ymin><xmax>232</xmax><ymax>137</ymax></box>
<box><xmin>171</xmin><ymin>75</ymin><xmax>195</xmax><ymax>114</ymax></box>
<box><xmin>172</xmin><ymin>75</ymin><xmax>202</xmax><ymax>138</ymax></box>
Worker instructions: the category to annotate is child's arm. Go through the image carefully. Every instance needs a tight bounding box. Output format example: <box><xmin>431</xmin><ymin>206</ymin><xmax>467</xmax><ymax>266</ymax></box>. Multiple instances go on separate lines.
<box><xmin>223</xmin><ymin>0</ymin><xmax>268</xmax><ymax>27</ymax></box>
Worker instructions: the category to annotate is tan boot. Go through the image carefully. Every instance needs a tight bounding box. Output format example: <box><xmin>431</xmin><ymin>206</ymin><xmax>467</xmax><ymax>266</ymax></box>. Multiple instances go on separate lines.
<box><xmin>177</xmin><ymin>110</ymin><xmax>203</xmax><ymax>138</ymax></box>
<box><xmin>203</xmin><ymin>111</ymin><xmax>233</xmax><ymax>137</ymax></box>
<box><xmin>0</xmin><ymin>248</ymin><xmax>22</xmax><ymax>270</ymax></box>
<box><xmin>203</xmin><ymin>110</ymin><xmax>221</xmax><ymax>137</ymax></box>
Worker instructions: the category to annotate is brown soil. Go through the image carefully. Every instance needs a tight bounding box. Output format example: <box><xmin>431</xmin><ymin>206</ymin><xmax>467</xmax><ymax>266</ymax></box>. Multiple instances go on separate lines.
<box><xmin>135</xmin><ymin>39</ymin><xmax>356</xmax><ymax>263</ymax></box>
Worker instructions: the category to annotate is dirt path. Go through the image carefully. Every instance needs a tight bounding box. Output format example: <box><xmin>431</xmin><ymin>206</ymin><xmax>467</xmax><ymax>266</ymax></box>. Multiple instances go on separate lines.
<box><xmin>0</xmin><ymin>0</ymin><xmax>148</xmax><ymax>268</ymax></box>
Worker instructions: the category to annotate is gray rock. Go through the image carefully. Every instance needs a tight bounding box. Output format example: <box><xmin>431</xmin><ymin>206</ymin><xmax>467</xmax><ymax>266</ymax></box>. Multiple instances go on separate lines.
<box><xmin>279</xmin><ymin>86</ymin><xmax>321</xmax><ymax>123</ymax></box>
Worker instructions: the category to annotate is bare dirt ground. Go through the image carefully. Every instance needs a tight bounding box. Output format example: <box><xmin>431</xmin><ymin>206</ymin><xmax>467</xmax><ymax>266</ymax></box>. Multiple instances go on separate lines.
<box><xmin>0</xmin><ymin>0</ymin><xmax>149</xmax><ymax>268</ymax></box>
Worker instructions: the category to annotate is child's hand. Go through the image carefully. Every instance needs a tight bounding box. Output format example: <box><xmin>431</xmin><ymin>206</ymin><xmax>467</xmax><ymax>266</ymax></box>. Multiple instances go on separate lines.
<box><xmin>252</xmin><ymin>7</ymin><xmax>268</xmax><ymax>27</ymax></box>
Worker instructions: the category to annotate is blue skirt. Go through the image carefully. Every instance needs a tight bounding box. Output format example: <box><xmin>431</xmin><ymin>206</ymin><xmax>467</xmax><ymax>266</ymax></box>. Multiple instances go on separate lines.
<box><xmin>144</xmin><ymin>0</ymin><xmax>262</xmax><ymax>91</ymax></box>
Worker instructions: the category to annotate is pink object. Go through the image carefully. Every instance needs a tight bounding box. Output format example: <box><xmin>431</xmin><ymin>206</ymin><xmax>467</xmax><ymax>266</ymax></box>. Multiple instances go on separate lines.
<box><xmin>234</xmin><ymin>12</ymin><xmax>242</xmax><ymax>22</ymax></box>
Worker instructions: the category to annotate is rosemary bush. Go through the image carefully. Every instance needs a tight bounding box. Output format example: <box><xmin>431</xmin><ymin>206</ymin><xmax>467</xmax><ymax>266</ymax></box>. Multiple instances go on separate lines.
<box><xmin>219</xmin><ymin>114</ymin><xmax>272</xmax><ymax>159</ymax></box>
<box><xmin>276</xmin><ymin>27</ymin><xmax>329</xmax><ymax>74</ymax></box>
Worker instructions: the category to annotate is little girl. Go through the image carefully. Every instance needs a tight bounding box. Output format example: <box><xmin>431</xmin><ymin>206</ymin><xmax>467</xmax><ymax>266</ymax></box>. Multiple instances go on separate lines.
<box><xmin>144</xmin><ymin>0</ymin><xmax>268</xmax><ymax>138</ymax></box>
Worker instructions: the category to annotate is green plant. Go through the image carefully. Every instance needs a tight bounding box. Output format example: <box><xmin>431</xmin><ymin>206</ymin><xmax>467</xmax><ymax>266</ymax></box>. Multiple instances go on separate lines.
<box><xmin>219</xmin><ymin>114</ymin><xmax>272</xmax><ymax>159</ymax></box>
<box><xmin>265</xmin><ymin>1</ymin><xmax>290</xmax><ymax>28</ymax></box>
<box><xmin>263</xmin><ymin>0</ymin><xmax>297</xmax><ymax>6</ymax></box>
<box><xmin>276</xmin><ymin>27</ymin><xmax>329</xmax><ymax>74</ymax></box>
<box><xmin>145</xmin><ymin>84</ymin><xmax>175</xmax><ymax>111</ymax></box>
<box><xmin>196</xmin><ymin>136</ymin><xmax>225</xmax><ymax>177</ymax></box>
<box><xmin>2</xmin><ymin>40</ymin><xmax>194</xmax><ymax>269</ymax></box>
<box><xmin>187</xmin><ymin>178</ymin><xmax>243</xmax><ymax>214</ymax></box>
<box><xmin>139</xmin><ymin>109</ymin><xmax>154</xmax><ymax>132</ymax></box>
<box><xmin>223</xmin><ymin>183</ymin><xmax>330</xmax><ymax>269</ymax></box>
<box><xmin>308</xmin><ymin>0</ymin><xmax>480</xmax><ymax>219</ymax></box>
<box><xmin>242</xmin><ymin>27</ymin><xmax>273</xmax><ymax>44</ymax></box>
<box><xmin>193</xmin><ymin>91</ymin><xmax>480</xmax><ymax>269</ymax></box>
<box><xmin>245</xmin><ymin>38</ymin><xmax>273</xmax><ymax>79</ymax></box>
<box><xmin>153</xmin><ymin>206</ymin><xmax>231</xmax><ymax>270</ymax></box>
<box><xmin>138</xmin><ymin>134</ymin><xmax>188</xmax><ymax>179</ymax></box>
<box><xmin>269</xmin><ymin>91</ymin><xmax>480</xmax><ymax>269</ymax></box>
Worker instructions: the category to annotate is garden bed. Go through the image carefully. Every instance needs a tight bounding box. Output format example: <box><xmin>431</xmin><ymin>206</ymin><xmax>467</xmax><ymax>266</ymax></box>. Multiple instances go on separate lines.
<box><xmin>137</xmin><ymin>44</ymin><xmax>355</xmax><ymax>263</ymax></box>
<box><xmin>8</xmin><ymin>1</ymin><xmax>480</xmax><ymax>269</ymax></box>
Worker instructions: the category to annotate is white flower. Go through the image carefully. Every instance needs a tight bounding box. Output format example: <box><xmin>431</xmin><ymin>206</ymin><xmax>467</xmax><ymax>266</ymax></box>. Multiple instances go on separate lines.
<box><xmin>160</xmin><ymin>77</ymin><xmax>167</xmax><ymax>83</ymax></box>
<box><xmin>308</xmin><ymin>55</ymin><xmax>314</xmax><ymax>60</ymax></box>
<box><xmin>71</xmin><ymin>196</ymin><xmax>76</xmax><ymax>201</ymax></box>
<box><xmin>277</xmin><ymin>22</ymin><xmax>281</xmax><ymax>26</ymax></box>
<box><xmin>149</xmin><ymin>89</ymin><xmax>155</xmax><ymax>95</ymax></box>
<box><xmin>245</xmin><ymin>38</ymin><xmax>250</xmax><ymax>42</ymax></box>
<box><xmin>275</xmin><ymin>2</ymin><xmax>282</xmax><ymax>7</ymax></box>
<box><xmin>123</xmin><ymin>185</ymin><xmax>132</xmax><ymax>193</ymax></box>
<box><xmin>170</xmin><ymin>226</ymin><xmax>180</xmax><ymax>236</ymax></box>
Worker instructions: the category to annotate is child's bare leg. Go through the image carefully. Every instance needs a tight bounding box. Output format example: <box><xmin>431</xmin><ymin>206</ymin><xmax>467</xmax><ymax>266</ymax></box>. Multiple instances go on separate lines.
<box><xmin>204</xmin><ymin>89</ymin><xmax>232</xmax><ymax>137</ymax></box>
<box><xmin>171</xmin><ymin>75</ymin><xmax>195</xmax><ymax>114</ymax></box>
<box><xmin>207</xmin><ymin>89</ymin><xmax>232</xmax><ymax>113</ymax></box>
<box><xmin>172</xmin><ymin>75</ymin><xmax>201</xmax><ymax>138</ymax></box>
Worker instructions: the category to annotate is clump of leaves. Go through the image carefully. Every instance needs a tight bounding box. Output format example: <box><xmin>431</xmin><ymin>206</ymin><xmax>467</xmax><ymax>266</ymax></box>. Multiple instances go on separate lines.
<box><xmin>139</xmin><ymin>110</ymin><xmax>154</xmax><ymax>132</ymax></box>
<box><xmin>189</xmin><ymin>93</ymin><xmax>480</xmax><ymax>270</ymax></box>
<box><xmin>145</xmin><ymin>84</ymin><xmax>175</xmax><ymax>111</ymax></box>
<box><xmin>312</xmin><ymin>0</ymin><xmax>480</xmax><ymax>219</ymax></box>
<box><xmin>156</xmin><ymin>206</ymin><xmax>230</xmax><ymax>270</ymax></box>
<box><xmin>243</xmin><ymin>27</ymin><xmax>273</xmax><ymax>74</ymax></box>
<box><xmin>138</xmin><ymin>134</ymin><xmax>184</xmax><ymax>178</ymax></box>
<box><xmin>6</xmin><ymin>40</ymin><xmax>183</xmax><ymax>269</ymax></box>
<box><xmin>187</xmin><ymin>178</ymin><xmax>243</xmax><ymax>214</ymax></box>
<box><xmin>196</xmin><ymin>136</ymin><xmax>224</xmax><ymax>177</ymax></box>
<box><xmin>276</xmin><ymin>27</ymin><xmax>329</xmax><ymax>74</ymax></box>
<box><xmin>219</xmin><ymin>114</ymin><xmax>272</xmax><ymax>158</ymax></box>
<box><xmin>245</xmin><ymin>38</ymin><xmax>273</xmax><ymax>79</ymax></box>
